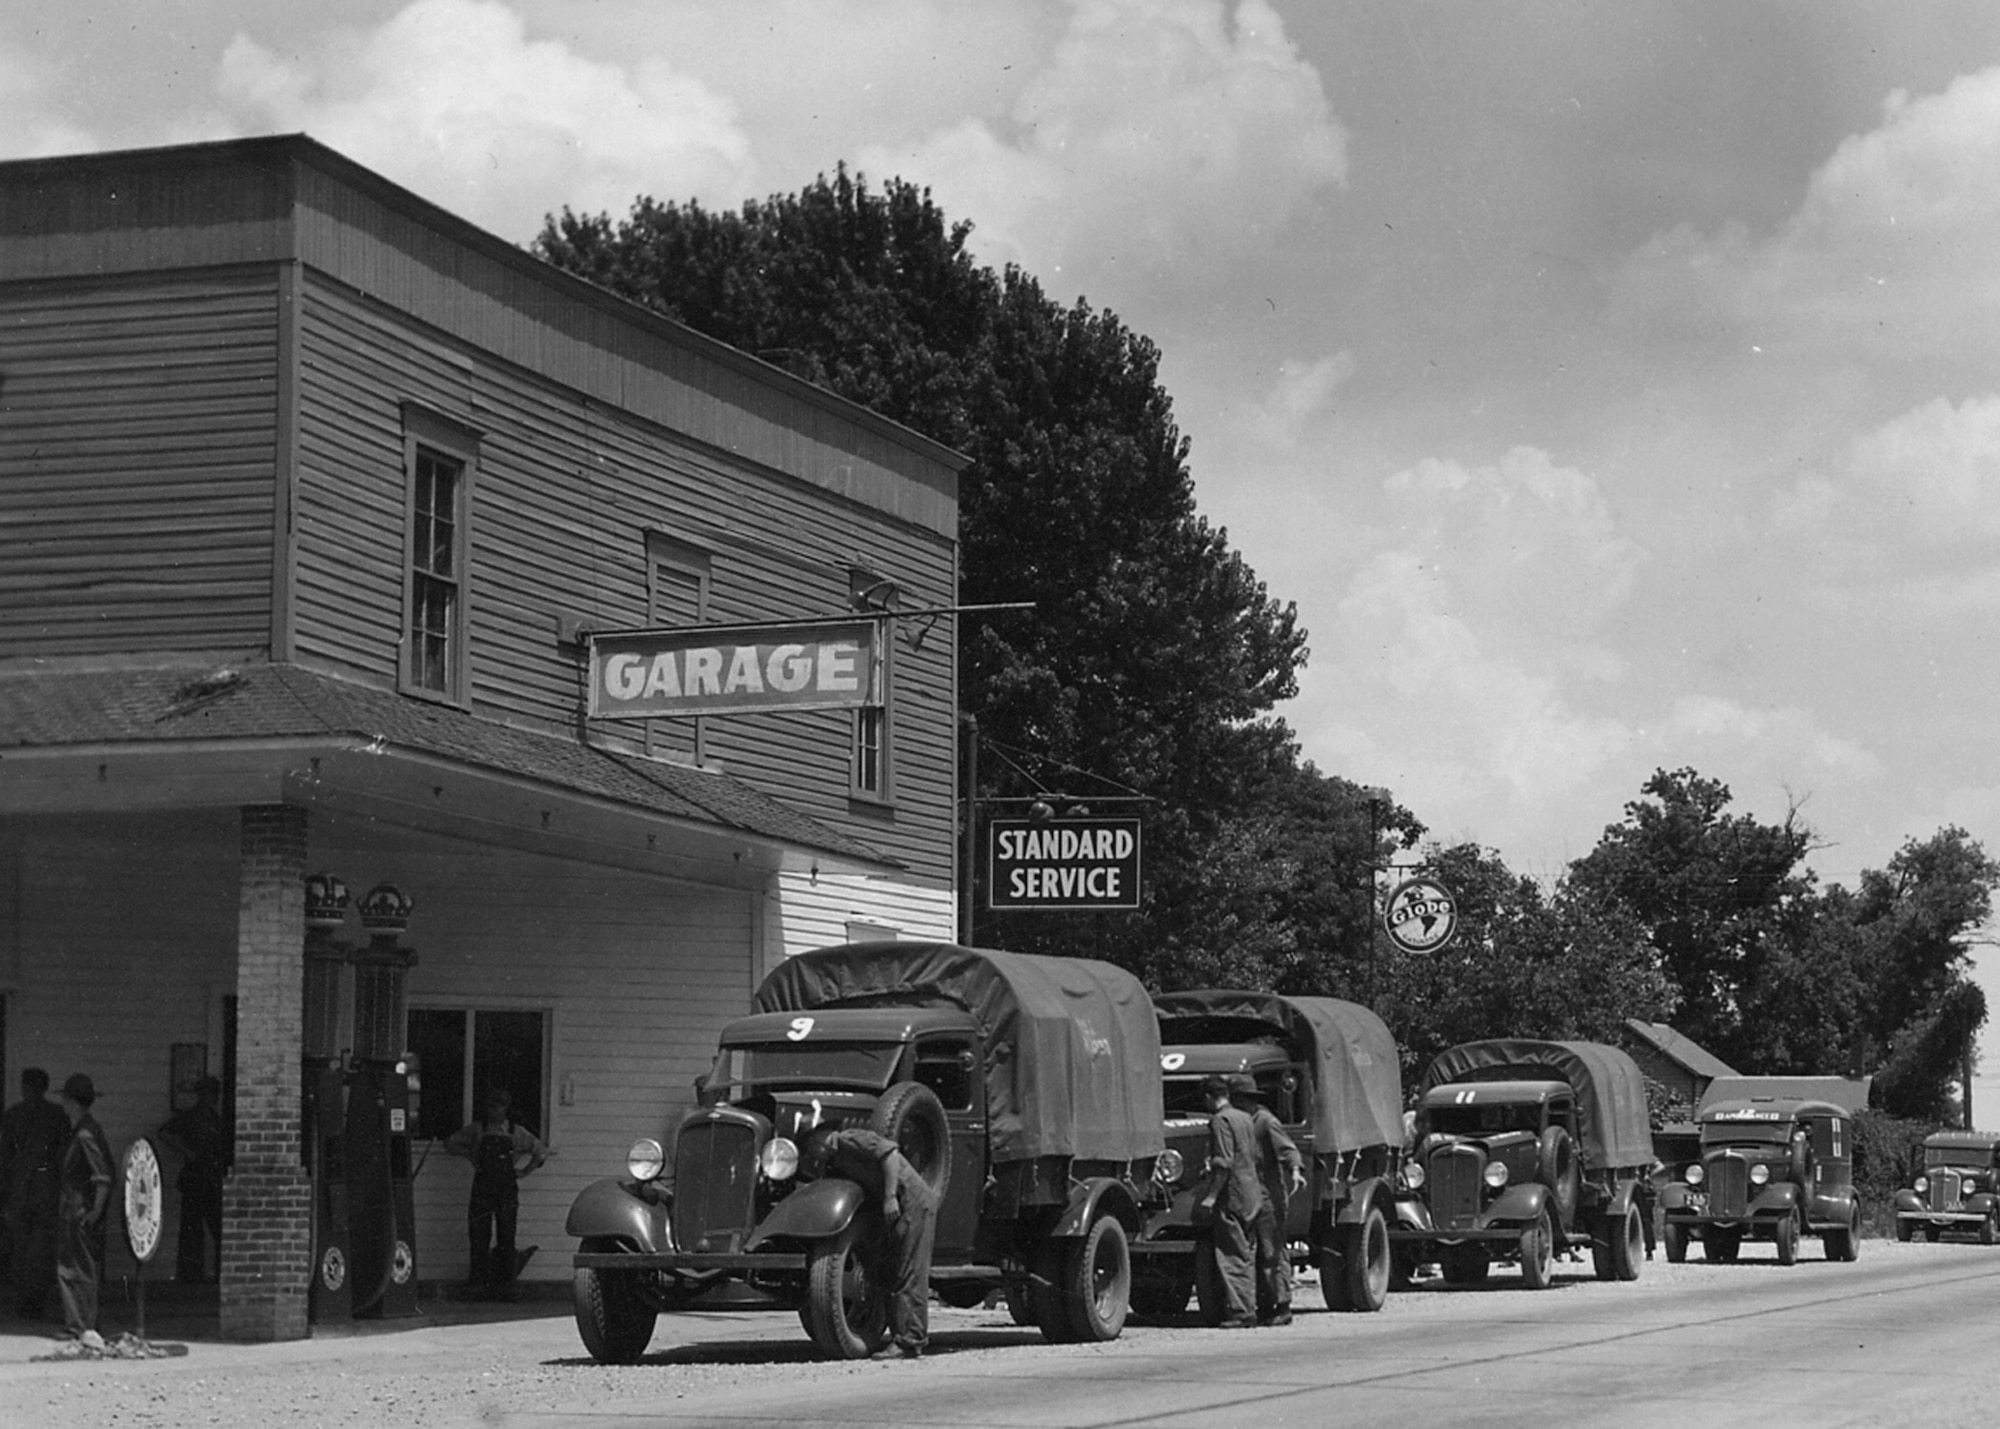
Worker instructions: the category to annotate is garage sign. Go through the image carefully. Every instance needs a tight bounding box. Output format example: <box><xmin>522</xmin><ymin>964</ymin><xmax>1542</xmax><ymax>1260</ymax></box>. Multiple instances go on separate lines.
<box><xmin>989</xmin><ymin>818</ymin><xmax>1142</xmax><ymax>911</ymax></box>
<box><xmin>589</xmin><ymin>620</ymin><xmax>880</xmax><ymax>718</ymax></box>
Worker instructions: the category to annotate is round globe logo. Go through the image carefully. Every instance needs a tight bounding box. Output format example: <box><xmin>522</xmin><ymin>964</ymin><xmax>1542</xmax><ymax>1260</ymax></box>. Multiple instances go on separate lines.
<box><xmin>1383</xmin><ymin>877</ymin><xmax>1457</xmax><ymax>954</ymax></box>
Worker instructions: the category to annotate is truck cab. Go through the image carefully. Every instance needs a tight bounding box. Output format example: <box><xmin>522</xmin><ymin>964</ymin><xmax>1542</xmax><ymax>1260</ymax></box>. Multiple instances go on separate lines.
<box><xmin>1659</xmin><ymin>1096</ymin><xmax>1860</xmax><ymax>1264</ymax></box>
<box><xmin>1893</xmin><ymin>1129</ymin><xmax>2000</xmax><ymax>1244</ymax></box>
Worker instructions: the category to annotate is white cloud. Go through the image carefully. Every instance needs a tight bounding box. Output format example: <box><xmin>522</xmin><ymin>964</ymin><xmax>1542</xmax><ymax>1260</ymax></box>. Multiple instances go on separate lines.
<box><xmin>855</xmin><ymin>0</ymin><xmax>1347</xmax><ymax>291</ymax></box>
<box><xmin>0</xmin><ymin>41</ymin><xmax>99</xmax><ymax>157</ymax></box>
<box><xmin>1848</xmin><ymin>393</ymin><xmax>2000</xmax><ymax>544</ymax></box>
<box><xmin>1663</xmin><ymin>695</ymin><xmax>1882</xmax><ymax>780</ymax></box>
<box><xmin>216</xmin><ymin>0</ymin><xmax>755</xmax><ymax>239</ymax></box>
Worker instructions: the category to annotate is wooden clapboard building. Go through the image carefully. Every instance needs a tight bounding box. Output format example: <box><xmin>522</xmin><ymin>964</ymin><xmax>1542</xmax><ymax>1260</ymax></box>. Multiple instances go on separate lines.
<box><xmin>0</xmin><ymin>136</ymin><xmax>964</xmax><ymax>1340</ymax></box>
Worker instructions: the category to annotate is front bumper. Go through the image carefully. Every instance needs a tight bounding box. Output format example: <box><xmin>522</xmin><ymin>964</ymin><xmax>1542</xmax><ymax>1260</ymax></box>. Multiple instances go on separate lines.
<box><xmin>573</xmin><ymin>1249</ymin><xmax>808</xmax><ymax>1273</ymax></box>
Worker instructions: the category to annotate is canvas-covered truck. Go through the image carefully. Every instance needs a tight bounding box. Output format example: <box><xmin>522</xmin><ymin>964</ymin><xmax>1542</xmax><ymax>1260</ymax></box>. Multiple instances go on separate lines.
<box><xmin>1136</xmin><ymin>992</ymin><xmax>1407</xmax><ymax>1318</ymax></box>
<box><xmin>1659</xmin><ymin>1078</ymin><xmax>1863</xmax><ymax>1264</ymax></box>
<box><xmin>1390</xmin><ymin>1039</ymin><xmax>1655</xmax><ymax>1289</ymax></box>
<box><xmin>565</xmin><ymin>941</ymin><xmax>1167</xmax><ymax>1360</ymax></box>
<box><xmin>1896</xmin><ymin>1129</ymin><xmax>2000</xmax><ymax>1244</ymax></box>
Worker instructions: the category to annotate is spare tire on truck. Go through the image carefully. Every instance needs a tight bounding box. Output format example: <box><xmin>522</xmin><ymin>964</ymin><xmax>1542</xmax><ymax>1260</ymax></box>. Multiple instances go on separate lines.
<box><xmin>869</xmin><ymin>1081</ymin><xmax>952</xmax><ymax>1197</ymax></box>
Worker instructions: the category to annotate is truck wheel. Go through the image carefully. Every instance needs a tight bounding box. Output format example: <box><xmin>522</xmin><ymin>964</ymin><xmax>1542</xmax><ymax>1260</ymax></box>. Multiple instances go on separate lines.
<box><xmin>1519</xmin><ymin>1210</ymin><xmax>1555</xmax><ymax>1289</ymax></box>
<box><xmin>1775</xmin><ymin>1209</ymin><xmax>1800</xmax><ymax>1266</ymax></box>
<box><xmin>1056</xmin><ymin>1214</ymin><xmax>1131</xmax><ymax>1342</ymax></box>
<box><xmin>572</xmin><ymin>1239</ymin><xmax>658</xmax><ymax>1364</ymax></box>
<box><xmin>1003</xmin><ymin>1281</ymin><xmax>1037</xmax><ymax>1326</ymax></box>
<box><xmin>869</xmin><ymin>1081</ymin><xmax>952</xmax><ymax>1198</ymax></box>
<box><xmin>1923</xmin><ymin>1224</ymin><xmax>1942</xmax><ymax>1243</ymax></box>
<box><xmin>1663</xmin><ymin>1220</ymin><xmax>1688</xmax><ymax>1264</ymax></box>
<box><xmin>1319</xmin><ymin>1207</ymin><xmax>1391</xmax><ymax>1312</ymax></box>
<box><xmin>1608</xmin><ymin>1203</ymin><xmax>1643</xmax><ymax>1281</ymax></box>
<box><xmin>1538</xmin><ymin>1128</ymin><xmax>1580</xmax><ymax>1225</ymax></box>
<box><xmin>1982</xmin><ymin>1211</ymin><xmax>1998</xmax><ymax>1247</ymax></box>
<box><xmin>1439</xmin><ymin>1242</ymin><xmax>1488</xmax><ymax>1286</ymax></box>
<box><xmin>1825</xmin><ymin>1205</ymin><xmax>1860</xmax><ymax>1262</ymax></box>
<box><xmin>802</xmin><ymin>1221</ymin><xmax>891</xmax><ymax>1359</ymax></box>
<box><xmin>1894</xmin><ymin>1217</ymin><xmax>1913</xmax><ymax>1243</ymax></box>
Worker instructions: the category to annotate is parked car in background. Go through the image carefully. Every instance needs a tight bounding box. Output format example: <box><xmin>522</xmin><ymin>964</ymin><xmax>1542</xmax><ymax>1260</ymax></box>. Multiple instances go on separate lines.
<box><xmin>1139</xmin><ymin>991</ymin><xmax>1406</xmax><ymax>1318</ymax></box>
<box><xmin>1659</xmin><ymin>1086</ymin><xmax>1861</xmax><ymax>1264</ymax></box>
<box><xmin>1895</xmin><ymin>1129</ymin><xmax>2000</xmax><ymax>1244</ymax></box>
<box><xmin>1391</xmin><ymin>1039</ymin><xmax>1656</xmax><ymax>1289</ymax></box>
<box><xmin>565</xmin><ymin>941</ymin><xmax>1167</xmax><ymax>1360</ymax></box>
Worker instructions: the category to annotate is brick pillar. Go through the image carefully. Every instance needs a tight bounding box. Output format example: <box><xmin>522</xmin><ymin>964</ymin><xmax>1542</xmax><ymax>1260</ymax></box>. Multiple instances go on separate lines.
<box><xmin>221</xmin><ymin>804</ymin><xmax>313</xmax><ymax>1342</ymax></box>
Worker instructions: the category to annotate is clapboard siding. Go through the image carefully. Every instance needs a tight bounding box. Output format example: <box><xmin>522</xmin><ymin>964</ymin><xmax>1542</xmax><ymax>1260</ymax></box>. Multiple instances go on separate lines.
<box><xmin>292</xmin><ymin>275</ymin><xmax>957</xmax><ymax>883</ymax></box>
<box><xmin>0</xmin><ymin>272</ymin><xmax>279</xmax><ymax>654</ymax></box>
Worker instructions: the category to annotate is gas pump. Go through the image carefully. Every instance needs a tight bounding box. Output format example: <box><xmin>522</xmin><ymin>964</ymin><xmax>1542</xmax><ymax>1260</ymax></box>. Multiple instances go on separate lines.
<box><xmin>347</xmin><ymin>885</ymin><xmax>421</xmax><ymax>1319</ymax></box>
<box><xmin>301</xmin><ymin>881</ymin><xmax>354</xmax><ymax>1323</ymax></box>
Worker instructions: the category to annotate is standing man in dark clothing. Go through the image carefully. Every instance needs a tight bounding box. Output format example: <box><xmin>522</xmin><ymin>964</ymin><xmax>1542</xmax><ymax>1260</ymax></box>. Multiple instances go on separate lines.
<box><xmin>56</xmin><ymin>1073</ymin><xmax>113</xmax><ymax>1346</ymax></box>
<box><xmin>443</xmin><ymin>1088</ymin><xmax>547</xmax><ymax>1298</ymax></box>
<box><xmin>808</xmin><ymin>1126</ymin><xmax>938</xmax><ymax>1359</ymax></box>
<box><xmin>1230</xmin><ymin>1073</ymin><xmax>1305</xmax><ymax>1325</ymax></box>
<box><xmin>1</xmin><ymin>1068</ymin><xmax>72</xmax><ymax>1318</ymax></box>
<box><xmin>158</xmin><ymin>1076</ymin><xmax>229</xmax><ymax>1284</ymax></box>
<box><xmin>1200</xmin><ymin>1074</ymin><xmax>1264</xmax><ymax>1330</ymax></box>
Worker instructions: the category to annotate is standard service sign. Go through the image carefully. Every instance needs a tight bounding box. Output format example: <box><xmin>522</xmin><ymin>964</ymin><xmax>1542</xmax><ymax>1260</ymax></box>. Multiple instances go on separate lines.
<box><xmin>989</xmin><ymin>818</ymin><xmax>1142</xmax><ymax>911</ymax></box>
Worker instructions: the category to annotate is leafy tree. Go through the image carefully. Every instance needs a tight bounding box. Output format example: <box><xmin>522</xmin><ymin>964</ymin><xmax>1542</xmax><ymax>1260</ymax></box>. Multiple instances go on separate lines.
<box><xmin>535</xmin><ymin>170</ymin><xmax>1307</xmax><ymax>971</ymax></box>
<box><xmin>1566</xmin><ymin>767</ymin><xmax>1815</xmax><ymax>1066</ymax></box>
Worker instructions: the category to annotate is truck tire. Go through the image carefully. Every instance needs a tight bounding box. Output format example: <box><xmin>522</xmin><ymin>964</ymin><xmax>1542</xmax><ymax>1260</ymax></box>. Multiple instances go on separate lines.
<box><xmin>1003</xmin><ymin>1281</ymin><xmax>1037</xmax><ymax>1326</ymax></box>
<box><xmin>1608</xmin><ymin>1203</ymin><xmax>1643</xmax><ymax>1281</ymax></box>
<box><xmin>572</xmin><ymin>1238</ymin><xmax>658</xmax><ymax>1364</ymax></box>
<box><xmin>1981</xmin><ymin>1210</ymin><xmax>1998</xmax><ymax>1247</ymax></box>
<box><xmin>802</xmin><ymin>1221</ymin><xmax>891</xmax><ymax>1359</ymax></box>
<box><xmin>1774</xmin><ymin>1208</ymin><xmax>1800</xmax><ymax>1266</ymax></box>
<box><xmin>1663</xmin><ymin>1220</ymin><xmax>1688</xmax><ymax>1263</ymax></box>
<box><xmin>1538</xmin><ymin>1127</ymin><xmax>1579</xmax><ymax>1225</ymax></box>
<box><xmin>1895</xmin><ymin>1217</ymin><xmax>1913</xmax><ymax>1243</ymax></box>
<box><xmin>1825</xmin><ymin>1204</ymin><xmax>1861</xmax><ymax>1262</ymax></box>
<box><xmin>869</xmin><ymin>1081</ymin><xmax>951</xmax><ymax>1198</ymax></box>
<box><xmin>1056</xmin><ymin>1214</ymin><xmax>1131</xmax><ymax>1342</ymax></box>
<box><xmin>1319</xmin><ymin>1206</ymin><xmax>1391</xmax><ymax>1312</ymax></box>
<box><xmin>1519</xmin><ymin>1209</ymin><xmax>1555</xmax><ymax>1289</ymax></box>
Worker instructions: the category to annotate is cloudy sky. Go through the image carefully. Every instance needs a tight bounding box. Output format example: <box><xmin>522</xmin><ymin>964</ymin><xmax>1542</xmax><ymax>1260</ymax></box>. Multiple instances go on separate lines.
<box><xmin>10</xmin><ymin>0</ymin><xmax>2000</xmax><ymax>1064</ymax></box>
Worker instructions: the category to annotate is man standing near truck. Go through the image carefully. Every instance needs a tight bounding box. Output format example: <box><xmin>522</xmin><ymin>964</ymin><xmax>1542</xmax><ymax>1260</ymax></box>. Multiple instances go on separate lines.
<box><xmin>808</xmin><ymin>1127</ymin><xmax>939</xmax><ymax>1360</ymax></box>
<box><xmin>1201</xmin><ymin>1074</ymin><xmax>1264</xmax><ymax>1329</ymax></box>
<box><xmin>1231</xmin><ymin>1073</ymin><xmax>1304</xmax><ymax>1325</ymax></box>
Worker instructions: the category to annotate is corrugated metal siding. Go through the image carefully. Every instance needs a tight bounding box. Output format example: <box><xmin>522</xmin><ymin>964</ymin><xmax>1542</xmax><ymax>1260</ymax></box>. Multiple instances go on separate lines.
<box><xmin>0</xmin><ymin>272</ymin><xmax>279</xmax><ymax>654</ymax></box>
<box><xmin>292</xmin><ymin>274</ymin><xmax>957</xmax><ymax>884</ymax></box>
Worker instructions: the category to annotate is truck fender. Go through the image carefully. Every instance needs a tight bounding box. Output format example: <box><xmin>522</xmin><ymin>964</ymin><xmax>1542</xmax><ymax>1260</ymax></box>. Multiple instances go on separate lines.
<box><xmin>1333</xmin><ymin>1175</ymin><xmax>1398</xmax><ymax>1227</ymax></box>
<box><xmin>1488</xmin><ymin>1180</ymin><xmax>1549</xmax><ymax>1227</ymax></box>
<box><xmin>1752</xmin><ymin>1181</ymin><xmax>1802</xmax><ymax>1218</ymax></box>
<box><xmin>1392</xmin><ymin>1195</ymin><xmax>1435</xmax><ymax>1235</ymax></box>
<box><xmin>1599</xmin><ymin>1179</ymin><xmax>1640</xmax><ymax>1222</ymax></box>
<box><xmin>1658</xmin><ymin>1182</ymin><xmax>1699</xmax><ymax>1214</ymax></box>
<box><xmin>565</xmin><ymin>1177</ymin><xmax>669</xmax><ymax>1253</ymax></box>
<box><xmin>1049</xmin><ymin>1176</ymin><xmax>1143</xmax><ymax>1239</ymax></box>
<box><xmin>1892</xmin><ymin>1188</ymin><xmax>1925</xmax><ymax>1214</ymax></box>
<box><xmin>1966</xmin><ymin>1192</ymin><xmax>1999</xmax><ymax>1217</ymax></box>
<box><xmin>745</xmin><ymin>1176</ymin><xmax>867</xmax><ymax>1250</ymax></box>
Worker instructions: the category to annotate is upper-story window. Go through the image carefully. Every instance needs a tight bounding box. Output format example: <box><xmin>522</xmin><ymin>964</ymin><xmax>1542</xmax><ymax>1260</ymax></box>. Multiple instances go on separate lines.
<box><xmin>850</xmin><ymin>567</ymin><xmax>897</xmax><ymax>803</ymax></box>
<box><xmin>401</xmin><ymin>407</ymin><xmax>477</xmax><ymax>703</ymax></box>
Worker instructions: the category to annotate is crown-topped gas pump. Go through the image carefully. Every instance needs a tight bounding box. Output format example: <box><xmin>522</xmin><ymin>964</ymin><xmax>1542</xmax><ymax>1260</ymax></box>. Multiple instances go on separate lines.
<box><xmin>346</xmin><ymin>883</ymin><xmax>422</xmax><ymax>1319</ymax></box>
<box><xmin>301</xmin><ymin>873</ymin><xmax>354</xmax><ymax>1323</ymax></box>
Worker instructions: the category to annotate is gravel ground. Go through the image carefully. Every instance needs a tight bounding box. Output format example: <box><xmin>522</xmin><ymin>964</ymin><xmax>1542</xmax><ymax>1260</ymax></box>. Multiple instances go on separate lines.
<box><xmin>0</xmin><ymin>1234</ymin><xmax>1980</xmax><ymax>1429</ymax></box>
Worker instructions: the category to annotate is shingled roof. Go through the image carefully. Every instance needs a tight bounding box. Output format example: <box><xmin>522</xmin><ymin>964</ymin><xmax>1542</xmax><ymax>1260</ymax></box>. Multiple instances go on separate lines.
<box><xmin>0</xmin><ymin>660</ymin><xmax>895</xmax><ymax>867</ymax></box>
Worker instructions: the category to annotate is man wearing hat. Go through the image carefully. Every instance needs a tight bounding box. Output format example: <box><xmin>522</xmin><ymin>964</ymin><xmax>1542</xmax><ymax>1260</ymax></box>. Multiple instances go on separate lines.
<box><xmin>802</xmin><ymin>1124</ymin><xmax>938</xmax><ymax>1360</ymax></box>
<box><xmin>1199</xmin><ymin>1073</ymin><xmax>1264</xmax><ymax>1329</ymax></box>
<box><xmin>1</xmin><ymin>1067</ymin><xmax>72</xmax><ymax>1318</ymax></box>
<box><xmin>1229</xmin><ymin>1072</ymin><xmax>1304</xmax><ymax>1326</ymax></box>
<box><xmin>56</xmin><ymin>1073</ymin><xmax>113</xmax><ymax>1346</ymax></box>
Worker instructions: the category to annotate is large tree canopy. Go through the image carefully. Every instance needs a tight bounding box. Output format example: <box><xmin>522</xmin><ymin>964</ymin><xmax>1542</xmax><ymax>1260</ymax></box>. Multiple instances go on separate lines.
<box><xmin>535</xmin><ymin>170</ymin><xmax>1307</xmax><ymax>965</ymax></box>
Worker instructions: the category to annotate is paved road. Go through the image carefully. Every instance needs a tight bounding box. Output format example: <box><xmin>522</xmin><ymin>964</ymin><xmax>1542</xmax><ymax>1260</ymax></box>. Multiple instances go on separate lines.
<box><xmin>5</xmin><ymin>1239</ymin><xmax>1996</xmax><ymax>1427</ymax></box>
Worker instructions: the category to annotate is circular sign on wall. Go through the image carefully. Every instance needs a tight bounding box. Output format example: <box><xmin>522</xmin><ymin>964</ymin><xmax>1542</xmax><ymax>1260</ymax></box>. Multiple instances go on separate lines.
<box><xmin>1383</xmin><ymin>877</ymin><xmax>1458</xmax><ymax>955</ymax></box>
<box><xmin>122</xmin><ymin>1136</ymin><xmax>165</xmax><ymax>1264</ymax></box>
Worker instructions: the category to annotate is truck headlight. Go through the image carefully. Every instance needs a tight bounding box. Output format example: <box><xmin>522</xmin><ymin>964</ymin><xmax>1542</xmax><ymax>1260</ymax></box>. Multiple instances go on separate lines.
<box><xmin>760</xmin><ymin>1136</ymin><xmax>800</xmax><ymax>1181</ymax></box>
<box><xmin>1154</xmin><ymin>1149</ymin><xmax>1186</xmax><ymax>1184</ymax></box>
<box><xmin>1750</xmin><ymin>1163</ymin><xmax>1771</xmax><ymax>1186</ymax></box>
<box><xmin>1403</xmin><ymin>1161</ymin><xmax>1426</xmax><ymax>1191</ymax></box>
<box><xmin>1483</xmin><ymin>1161</ymin><xmax>1509</xmax><ymax>1189</ymax></box>
<box><xmin>1685</xmin><ymin>1164</ymin><xmax>1704</xmax><ymax>1186</ymax></box>
<box><xmin>1913</xmin><ymin>1175</ymin><xmax>1929</xmax><ymax>1194</ymax></box>
<box><xmin>627</xmin><ymin>1138</ymin><xmax>666</xmax><ymax>1182</ymax></box>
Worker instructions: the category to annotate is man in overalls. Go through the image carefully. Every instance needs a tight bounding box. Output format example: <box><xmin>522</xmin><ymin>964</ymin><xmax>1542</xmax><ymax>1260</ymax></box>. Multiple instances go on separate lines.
<box><xmin>55</xmin><ymin>1073</ymin><xmax>113</xmax><ymax>1347</ymax></box>
<box><xmin>806</xmin><ymin>1126</ymin><xmax>939</xmax><ymax>1359</ymax></box>
<box><xmin>444</xmin><ymin>1088</ymin><xmax>547</xmax><ymax>1298</ymax></box>
<box><xmin>1201</xmin><ymin>1073</ymin><xmax>1264</xmax><ymax>1329</ymax></box>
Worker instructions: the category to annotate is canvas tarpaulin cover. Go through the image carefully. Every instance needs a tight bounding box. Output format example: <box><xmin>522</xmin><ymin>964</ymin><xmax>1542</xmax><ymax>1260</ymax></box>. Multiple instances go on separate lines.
<box><xmin>753</xmin><ymin>941</ymin><xmax>1165</xmax><ymax>1164</ymax></box>
<box><xmin>1152</xmin><ymin>990</ymin><xmax>1405</xmax><ymax>1153</ymax></box>
<box><xmin>1419</xmin><ymin>1039</ymin><xmax>1655</xmax><ymax>1172</ymax></box>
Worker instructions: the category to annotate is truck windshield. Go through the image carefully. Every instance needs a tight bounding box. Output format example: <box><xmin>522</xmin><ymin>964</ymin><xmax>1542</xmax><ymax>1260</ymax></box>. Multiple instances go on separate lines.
<box><xmin>1428</xmin><ymin>1103</ymin><xmax>1538</xmax><ymax>1137</ymax></box>
<box><xmin>707</xmin><ymin>1042</ymin><xmax>904</xmax><ymax>1099</ymax></box>
<box><xmin>1925</xmin><ymin>1145</ymin><xmax>1994</xmax><ymax>1169</ymax></box>
<box><xmin>1702</xmin><ymin>1121</ymin><xmax>1794</xmax><ymax>1146</ymax></box>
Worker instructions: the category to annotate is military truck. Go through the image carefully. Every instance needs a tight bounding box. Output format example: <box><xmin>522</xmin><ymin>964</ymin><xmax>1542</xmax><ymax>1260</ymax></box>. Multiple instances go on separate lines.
<box><xmin>1390</xmin><ymin>1039</ymin><xmax>1655</xmax><ymax>1289</ymax></box>
<box><xmin>565</xmin><ymin>941</ymin><xmax>1167</xmax><ymax>1360</ymax></box>
<box><xmin>1136</xmin><ymin>991</ymin><xmax>1406</xmax><ymax>1318</ymax></box>
<box><xmin>1896</xmin><ymin>1130</ymin><xmax>2000</xmax><ymax>1244</ymax></box>
<box><xmin>1657</xmin><ymin>1077</ymin><xmax>1863</xmax><ymax>1264</ymax></box>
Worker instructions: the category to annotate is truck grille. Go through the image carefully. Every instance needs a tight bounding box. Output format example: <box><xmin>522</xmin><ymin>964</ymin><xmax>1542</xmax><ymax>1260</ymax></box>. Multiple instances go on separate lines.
<box><xmin>1929</xmin><ymin>1171</ymin><xmax>1965</xmax><ymax>1212</ymax></box>
<box><xmin>1705</xmin><ymin>1153</ymin><xmax>1749</xmax><ymax>1218</ymax></box>
<box><xmin>1427</xmin><ymin>1144</ymin><xmax>1483</xmax><ymax>1230</ymax></box>
<box><xmin>671</xmin><ymin>1119</ymin><xmax>759</xmax><ymax>1250</ymax></box>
